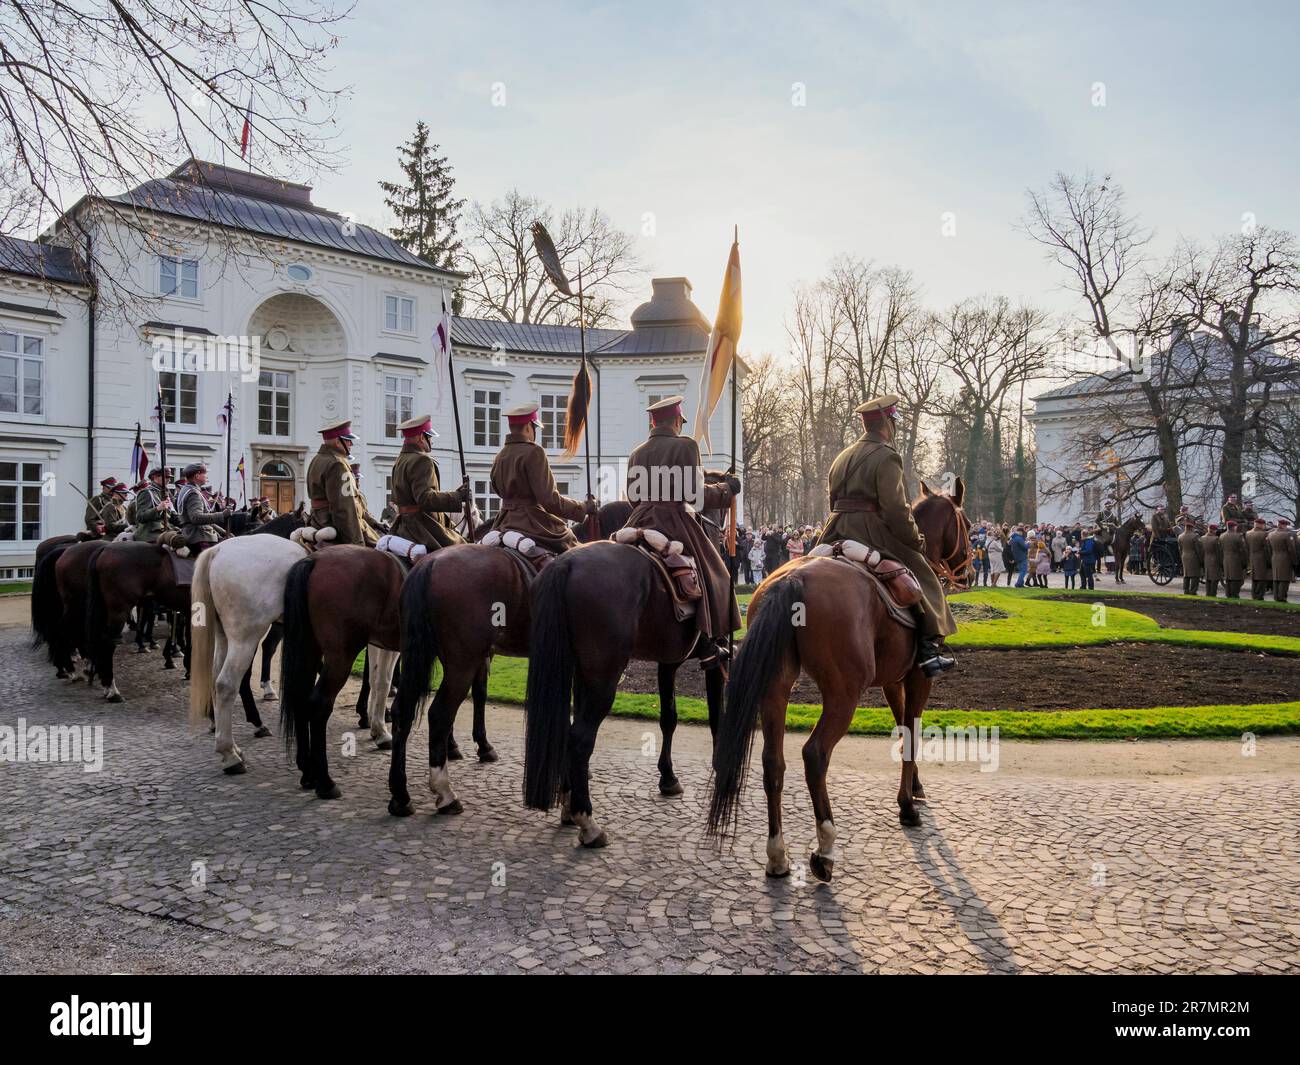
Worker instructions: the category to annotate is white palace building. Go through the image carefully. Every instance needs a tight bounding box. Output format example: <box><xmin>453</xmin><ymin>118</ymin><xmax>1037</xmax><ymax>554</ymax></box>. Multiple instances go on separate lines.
<box><xmin>0</xmin><ymin>159</ymin><xmax>743</xmax><ymax>575</ymax></box>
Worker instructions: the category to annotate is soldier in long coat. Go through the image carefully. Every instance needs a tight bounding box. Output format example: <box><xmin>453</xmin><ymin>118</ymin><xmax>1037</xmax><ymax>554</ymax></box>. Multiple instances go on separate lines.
<box><xmin>1246</xmin><ymin>517</ymin><xmax>1272</xmax><ymax>600</ymax></box>
<box><xmin>1220</xmin><ymin>520</ymin><xmax>1249</xmax><ymax>598</ymax></box>
<box><xmin>624</xmin><ymin>396</ymin><xmax>740</xmax><ymax>654</ymax></box>
<box><xmin>389</xmin><ymin>414</ymin><xmax>467</xmax><ymax>551</ymax></box>
<box><xmin>1200</xmin><ymin>523</ymin><xmax>1223</xmax><ymax>597</ymax></box>
<box><xmin>1268</xmin><ymin>518</ymin><xmax>1297</xmax><ymax>603</ymax></box>
<box><xmin>83</xmin><ymin>476</ymin><xmax>126</xmax><ymax>538</ymax></box>
<box><xmin>1178</xmin><ymin>522</ymin><xmax>1203</xmax><ymax>595</ymax></box>
<box><xmin>490</xmin><ymin>401</ymin><xmax>593</xmax><ymax>551</ymax></box>
<box><xmin>177</xmin><ymin>464</ymin><xmax>228</xmax><ymax>552</ymax></box>
<box><xmin>132</xmin><ymin>469</ymin><xmax>171</xmax><ymax>543</ymax></box>
<box><xmin>1150</xmin><ymin>504</ymin><xmax>1173</xmax><ymax>541</ymax></box>
<box><xmin>816</xmin><ymin>393</ymin><xmax>957</xmax><ymax>677</ymax></box>
<box><xmin>307</xmin><ymin>419</ymin><xmax>376</xmax><ymax>547</ymax></box>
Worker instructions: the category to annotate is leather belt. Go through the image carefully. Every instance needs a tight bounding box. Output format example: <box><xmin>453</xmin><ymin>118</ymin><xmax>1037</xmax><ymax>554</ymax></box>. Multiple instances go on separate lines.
<box><xmin>832</xmin><ymin>499</ymin><xmax>878</xmax><ymax>513</ymax></box>
<box><xmin>310</xmin><ymin>497</ymin><xmax>329</xmax><ymax>509</ymax></box>
<box><xmin>397</xmin><ymin>504</ymin><xmax>421</xmax><ymax>515</ymax></box>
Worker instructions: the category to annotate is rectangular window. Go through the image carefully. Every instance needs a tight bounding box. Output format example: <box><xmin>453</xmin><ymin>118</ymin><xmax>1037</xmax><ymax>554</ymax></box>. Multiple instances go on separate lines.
<box><xmin>257</xmin><ymin>370</ymin><xmax>292</xmax><ymax>437</ymax></box>
<box><xmin>473</xmin><ymin>387</ymin><xmax>501</xmax><ymax>448</ymax></box>
<box><xmin>0</xmin><ymin>331</ymin><xmax>43</xmax><ymax>416</ymax></box>
<box><xmin>159</xmin><ymin>370</ymin><xmax>198</xmax><ymax>425</ymax></box>
<box><xmin>472</xmin><ymin>476</ymin><xmax>499</xmax><ymax>522</ymax></box>
<box><xmin>0</xmin><ymin>460</ymin><xmax>43</xmax><ymax>542</ymax></box>
<box><xmin>159</xmin><ymin>256</ymin><xmax>199</xmax><ymax>299</ymax></box>
<box><xmin>1081</xmin><ymin>484</ymin><xmax>1102</xmax><ymax>514</ymax></box>
<box><xmin>384</xmin><ymin>374</ymin><xmax>415</xmax><ymax>438</ymax></box>
<box><xmin>539</xmin><ymin>392</ymin><xmax>569</xmax><ymax>450</ymax></box>
<box><xmin>384</xmin><ymin>295</ymin><xmax>415</xmax><ymax>333</ymax></box>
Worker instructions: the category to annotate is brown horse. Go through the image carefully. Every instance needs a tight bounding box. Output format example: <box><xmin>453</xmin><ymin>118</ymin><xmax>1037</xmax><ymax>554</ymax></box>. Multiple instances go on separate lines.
<box><xmin>706</xmin><ymin>481</ymin><xmax>973</xmax><ymax>882</ymax></box>
<box><xmin>278</xmin><ymin>545</ymin><xmax>405</xmax><ymax>800</ymax></box>
<box><xmin>521</xmin><ymin>521</ymin><xmax>729</xmax><ymax>848</ymax></box>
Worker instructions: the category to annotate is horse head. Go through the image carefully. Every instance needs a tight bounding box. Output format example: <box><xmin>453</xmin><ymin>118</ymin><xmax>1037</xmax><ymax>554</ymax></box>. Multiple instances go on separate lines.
<box><xmin>914</xmin><ymin>476</ymin><xmax>973</xmax><ymax>591</ymax></box>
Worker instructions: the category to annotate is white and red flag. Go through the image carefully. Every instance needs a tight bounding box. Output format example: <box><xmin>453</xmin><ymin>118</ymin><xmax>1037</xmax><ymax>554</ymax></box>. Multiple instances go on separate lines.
<box><xmin>432</xmin><ymin>296</ymin><xmax>453</xmax><ymax>410</ymax></box>
<box><xmin>239</xmin><ymin>94</ymin><xmax>253</xmax><ymax>160</ymax></box>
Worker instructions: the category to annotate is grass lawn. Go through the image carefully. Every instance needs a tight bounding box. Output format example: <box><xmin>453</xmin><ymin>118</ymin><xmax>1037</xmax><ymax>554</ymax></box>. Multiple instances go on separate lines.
<box><xmin>1</xmin><ymin>581</ymin><xmax>33</xmax><ymax>596</ymax></box>
<box><xmin>355</xmin><ymin>585</ymin><xmax>1300</xmax><ymax>739</ymax></box>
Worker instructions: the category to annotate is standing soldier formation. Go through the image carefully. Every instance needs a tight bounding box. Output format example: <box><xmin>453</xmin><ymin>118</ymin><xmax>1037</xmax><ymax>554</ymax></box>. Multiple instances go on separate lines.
<box><xmin>1219</xmin><ymin>520</ymin><xmax>1249</xmax><ymax>598</ymax></box>
<box><xmin>1178</xmin><ymin>520</ymin><xmax>1203</xmax><ymax>596</ymax></box>
<box><xmin>1268</xmin><ymin>518</ymin><xmax>1298</xmax><ymax>603</ymax></box>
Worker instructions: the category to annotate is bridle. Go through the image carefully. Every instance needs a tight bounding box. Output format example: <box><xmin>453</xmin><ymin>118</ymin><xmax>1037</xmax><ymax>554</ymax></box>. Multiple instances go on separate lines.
<box><xmin>930</xmin><ymin>502</ymin><xmax>973</xmax><ymax>592</ymax></box>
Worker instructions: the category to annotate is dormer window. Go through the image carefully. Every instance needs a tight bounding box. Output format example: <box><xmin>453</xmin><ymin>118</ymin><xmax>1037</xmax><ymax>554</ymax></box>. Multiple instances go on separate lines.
<box><xmin>287</xmin><ymin>264</ymin><xmax>312</xmax><ymax>283</ymax></box>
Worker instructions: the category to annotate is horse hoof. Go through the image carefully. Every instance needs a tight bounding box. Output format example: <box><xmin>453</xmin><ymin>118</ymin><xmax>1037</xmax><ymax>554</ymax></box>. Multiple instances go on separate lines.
<box><xmin>253</xmin><ymin>726</ymin><xmax>272</xmax><ymax>738</ymax></box>
<box><xmin>912</xmin><ymin>783</ymin><xmax>927</xmax><ymax>801</ymax></box>
<box><xmin>388</xmin><ymin>797</ymin><xmax>414</xmax><ymax>817</ymax></box>
<box><xmin>134</xmin><ymin>646</ymin><xmax>147</xmax><ymax>654</ymax></box>
<box><xmin>261</xmin><ymin>688</ymin><xmax>277</xmax><ymax>702</ymax></box>
<box><xmin>375</xmin><ymin>737</ymin><xmax>393</xmax><ymax>751</ymax></box>
<box><xmin>477</xmin><ymin>746</ymin><xmax>499</xmax><ymax>763</ymax></box>
<box><xmin>356</xmin><ymin>716</ymin><xmax>369</xmax><ymax>730</ymax></box>
<box><xmin>184</xmin><ymin>671</ymin><xmax>190</xmax><ymax>680</ymax></box>
<box><xmin>899</xmin><ymin>806</ymin><xmax>922</xmax><ymax>828</ymax></box>
<box><xmin>809</xmin><ymin>852</ymin><xmax>834</xmax><ymax>882</ymax></box>
<box><xmin>148</xmin><ymin>642</ymin><xmax>158</xmax><ymax>650</ymax></box>
<box><xmin>580</xmin><ymin>830</ymin><xmax>608</xmax><ymax>849</ymax></box>
<box><xmin>435</xmin><ymin>799</ymin><xmax>464</xmax><ymax>816</ymax></box>
<box><xmin>56</xmin><ymin>670</ymin><xmax>68</xmax><ymax>679</ymax></box>
<box><xmin>447</xmin><ymin>746</ymin><xmax>464</xmax><ymax>762</ymax></box>
<box><xmin>658</xmin><ymin>777</ymin><xmax>684</xmax><ymax>797</ymax></box>
<box><xmin>105</xmin><ymin>692</ymin><xmax>124</xmax><ymax>704</ymax></box>
<box><xmin>560</xmin><ymin>811</ymin><xmax>576</xmax><ymax>827</ymax></box>
<box><xmin>223</xmin><ymin>762</ymin><xmax>247</xmax><ymax>776</ymax></box>
<box><xmin>299</xmin><ymin>774</ymin><xmax>315</xmax><ymax>790</ymax></box>
<box><xmin>162</xmin><ymin>661</ymin><xmax>176</xmax><ymax>670</ymax></box>
<box><xmin>766</xmin><ymin>861</ymin><xmax>791</xmax><ymax>878</ymax></box>
<box><xmin>315</xmin><ymin>783</ymin><xmax>342</xmax><ymax>800</ymax></box>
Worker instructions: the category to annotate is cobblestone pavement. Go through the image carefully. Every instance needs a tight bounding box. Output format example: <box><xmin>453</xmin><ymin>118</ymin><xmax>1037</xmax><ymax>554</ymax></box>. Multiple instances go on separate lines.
<box><xmin>2</xmin><ymin>623</ymin><xmax>1299</xmax><ymax>974</ymax></box>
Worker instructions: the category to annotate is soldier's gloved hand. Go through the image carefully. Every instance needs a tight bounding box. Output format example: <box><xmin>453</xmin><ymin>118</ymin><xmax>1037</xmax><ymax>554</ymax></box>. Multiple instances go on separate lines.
<box><xmin>583</xmin><ymin>496</ymin><xmax>599</xmax><ymax>516</ymax></box>
<box><xmin>455</xmin><ymin>479</ymin><xmax>472</xmax><ymax>504</ymax></box>
<box><xmin>725</xmin><ymin>475</ymin><xmax>742</xmax><ymax>496</ymax></box>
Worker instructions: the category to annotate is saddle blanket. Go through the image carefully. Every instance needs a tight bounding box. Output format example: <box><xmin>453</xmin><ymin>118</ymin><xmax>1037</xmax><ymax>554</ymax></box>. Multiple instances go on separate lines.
<box><xmin>168</xmin><ymin>553</ymin><xmax>196</xmax><ymax>586</ymax></box>
<box><xmin>805</xmin><ymin>539</ymin><xmax>920</xmax><ymax>629</ymax></box>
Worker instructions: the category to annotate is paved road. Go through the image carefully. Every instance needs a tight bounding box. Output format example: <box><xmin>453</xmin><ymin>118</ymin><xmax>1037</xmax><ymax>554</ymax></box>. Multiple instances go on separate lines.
<box><xmin>2</xmin><ymin>622</ymin><xmax>1299</xmax><ymax>974</ymax></box>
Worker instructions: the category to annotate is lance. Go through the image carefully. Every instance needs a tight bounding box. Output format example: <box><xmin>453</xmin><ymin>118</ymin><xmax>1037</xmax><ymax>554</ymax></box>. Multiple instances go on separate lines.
<box><xmin>446</xmin><ymin>342</ymin><xmax>472</xmax><ymax>534</ymax></box>
<box><xmin>223</xmin><ymin>391</ymin><xmax>234</xmax><ymax>505</ymax></box>
<box><xmin>156</xmin><ymin>381</ymin><xmax>172</xmax><ymax>529</ymax></box>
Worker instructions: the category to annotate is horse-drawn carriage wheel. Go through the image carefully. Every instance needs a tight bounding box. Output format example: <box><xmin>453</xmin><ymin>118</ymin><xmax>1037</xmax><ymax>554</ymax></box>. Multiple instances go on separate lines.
<box><xmin>1148</xmin><ymin>565</ymin><xmax>1174</xmax><ymax>586</ymax></box>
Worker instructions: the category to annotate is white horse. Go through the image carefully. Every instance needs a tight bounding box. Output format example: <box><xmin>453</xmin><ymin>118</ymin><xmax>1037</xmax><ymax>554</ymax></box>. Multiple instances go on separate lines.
<box><xmin>188</xmin><ymin>535</ymin><xmax>395</xmax><ymax>774</ymax></box>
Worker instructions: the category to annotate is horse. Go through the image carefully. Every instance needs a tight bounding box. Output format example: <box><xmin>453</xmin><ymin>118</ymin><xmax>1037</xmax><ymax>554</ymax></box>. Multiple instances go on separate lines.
<box><xmin>705</xmin><ymin>480</ymin><xmax>973</xmax><ymax>882</ymax></box>
<box><xmin>274</xmin><ymin>545</ymin><xmax>404</xmax><ymax>799</ymax></box>
<box><xmin>520</xmin><ymin>508</ymin><xmax>730</xmax><ymax>848</ymax></box>
<box><xmin>1108</xmin><ymin>515</ymin><xmax>1146</xmax><ymax>583</ymax></box>
<box><xmin>31</xmin><ymin>538</ymin><xmax>109</xmax><ymax>679</ymax></box>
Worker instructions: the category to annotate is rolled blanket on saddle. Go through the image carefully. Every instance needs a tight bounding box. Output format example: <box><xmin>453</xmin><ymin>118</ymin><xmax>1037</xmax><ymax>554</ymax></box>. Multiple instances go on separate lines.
<box><xmin>481</xmin><ymin>529</ymin><xmax>550</xmax><ymax>559</ymax></box>
<box><xmin>807</xmin><ymin>538</ymin><xmax>923</xmax><ymax>607</ymax></box>
<box><xmin>612</xmin><ymin>526</ymin><xmax>702</xmax><ymax>600</ymax></box>
<box><xmin>374</xmin><ymin>533</ymin><xmax>427</xmax><ymax>562</ymax></box>
<box><xmin>290</xmin><ymin>526</ymin><xmax>338</xmax><ymax>551</ymax></box>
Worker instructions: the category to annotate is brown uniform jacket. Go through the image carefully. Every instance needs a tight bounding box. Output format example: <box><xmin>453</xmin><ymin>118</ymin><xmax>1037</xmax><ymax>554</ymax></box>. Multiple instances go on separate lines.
<box><xmin>1219</xmin><ymin>530</ymin><xmax>1249</xmax><ymax>580</ymax></box>
<box><xmin>307</xmin><ymin>444</ymin><xmax>376</xmax><ymax>547</ymax></box>
<box><xmin>624</xmin><ymin>425</ymin><xmax>739</xmax><ymax>638</ymax></box>
<box><xmin>1150</xmin><ymin>511</ymin><xmax>1173</xmax><ymax>539</ymax></box>
<box><xmin>389</xmin><ymin>443</ymin><xmax>464</xmax><ymax>551</ymax></box>
<box><xmin>1178</xmin><ymin>529</ymin><xmax>1203</xmax><ymax>578</ymax></box>
<box><xmin>84</xmin><ymin>493</ymin><xmax>125</xmax><ymax>538</ymax></box>
<box><xmin>490</xmin><ymin>433</ymin><xmax>586</xmax><ymax>550</ymax></box>
<box><xmin>1200</xmin><ymin>531</ymin><xmax>1223</xmax><ymax>580</ymax></box>
<box><xmin>816</xmin><ymin>432</ymin><xmax>955</xmax><ymax>637</ymax></box>
<box><xmin>1267</xmin><ymin>529</ymin><xmax>1297</xmax><ymax>583</ymax></box>
<box><xmin>1246</xmin><ymin>528</ymin><xmax>1272</xmax><ymax>580</ymax></box>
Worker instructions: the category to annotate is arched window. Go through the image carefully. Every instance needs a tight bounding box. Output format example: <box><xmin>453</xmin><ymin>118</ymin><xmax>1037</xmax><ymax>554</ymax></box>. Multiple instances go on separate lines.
<box><xmin>259</xmin><ymin>460</ymin><xmax>296</xmax><ymax>514</ymax></box>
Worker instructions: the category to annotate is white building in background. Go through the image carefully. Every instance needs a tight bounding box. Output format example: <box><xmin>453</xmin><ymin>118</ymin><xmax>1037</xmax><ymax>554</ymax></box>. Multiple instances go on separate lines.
<box><xmin>1030</xmin><ymin>332</ymin><xmax>1297</xmax><ymax>526</ymax></box>
<box><xmin>0</xmin><ymin>159</ymin><xmax>743</xmax><ymax>574</ymax></box>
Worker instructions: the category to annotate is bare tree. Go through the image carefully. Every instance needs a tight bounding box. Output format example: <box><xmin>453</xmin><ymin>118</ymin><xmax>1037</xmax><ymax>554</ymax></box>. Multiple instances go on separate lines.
<box><xmin>823</xmin><ymin>255</ymin><xmax>918</xmax><ymax>399</ymax></box>
<box><xmin>458</xmin><ymin>189</ymin><xmax>641</xmax><ymax>327</ymax></box>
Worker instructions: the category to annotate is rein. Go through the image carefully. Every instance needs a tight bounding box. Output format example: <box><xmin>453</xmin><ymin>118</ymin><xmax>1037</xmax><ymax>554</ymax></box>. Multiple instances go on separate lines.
<box><xmin>930</xmin><ymin>505</ymin><xmax>972</xmax><ymax>591</ymax></box>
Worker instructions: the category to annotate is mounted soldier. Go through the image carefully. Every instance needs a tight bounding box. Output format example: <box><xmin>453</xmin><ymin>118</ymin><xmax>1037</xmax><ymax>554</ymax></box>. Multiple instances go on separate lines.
<box><xmin>177</xmin><ymin>463</ymin><xmax>229</xmax><ymax>554</ymax></box>
<box><xmin>1220</xmin><ymin>519</ymin><xmax>1249</xmax><ymax>598</ymax></box>
<box><xmin>1246</xmin><ymin>516</ymin><xmax>1272</xmax><ymax>600</ymax></box>
<box><xmin>132</xmin><ymin>468</ymin><xmax>171</xmax><ymax>543</ymax></box>
<box><xmin>307</xmin><ymin>419</ymin><xmax>377</xmax><ymax>547</ymax></box>
<box><xmin>83</xmin><ymin>475</ymin><xmax>126</xmax><ymax>538</ymax></box>
<box><xmin>490</xmin><ymin>401</ymin><xmax>594</xmax><ymax>552</ymax></box>
<box><xmin>816</xmin><ymin>393</ymin><xmax>956</xmax><ymax>677</ymax></box>
<box><xmin>1220</xmin><ymin>493</ymin><xmax>1244</xmax><ymax>526</ymax></box>
<box><xmin>1095</xmin><ymin>496</ymin><xmax>1119</xmax><ymax>542</ymax></box>
<box><xmin>1150</xmin><ymin>503</ymin><xmax>1173</xmax><ymax>541</ymax></box>
<box><xmin>624</xmin><ymin>395</ymin><xmax>740</xmax><ymax>664</ymax></box>
<box><xmin>1267</xmin><ymin>518</ymin><xmax>1297</xmax><ymax>603</ymax></box>
<box><xmin>348</xmin><ymin>461</ymin><xmax>387</xmax><ymax>540</ymax></box>
<box><xmin>389</xmin><ymin>414</ymin><xmax>468</xmax><ymax>551</ymax></box>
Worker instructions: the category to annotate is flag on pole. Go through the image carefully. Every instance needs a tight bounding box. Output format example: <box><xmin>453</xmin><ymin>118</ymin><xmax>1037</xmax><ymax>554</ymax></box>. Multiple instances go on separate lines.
<box><xmin>237</xmin><ymin>455</ymin><xmax>246</xmax><ymax>505</ymax></box>
<box><xmin>693</xmin><ymin>231</ymin><xmax>743</xmax><ymax>454</ymax></box>
<box><xmin>432</xmin><ymin>295</ymin><xmax>453</xmax><ymax>411</ymax></box>
<box><xmin>239</xmin><ymin>94</ymin><xmax>253</xmax><ymax>161</ymax></box>
<box><xmin>130</xmin><ymin>423</ymin><xmax>150</xmax><ymax>482</ymax></box>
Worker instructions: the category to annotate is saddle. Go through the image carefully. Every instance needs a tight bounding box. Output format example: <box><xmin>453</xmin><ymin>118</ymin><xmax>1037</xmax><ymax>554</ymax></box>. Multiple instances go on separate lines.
<box><xmin>151</xmin><ymin>532</ymin><xmax>196</xmax><ymax>584</ymax></box>
<box><xmin>611</xmin><ymin>527</ymin><xmax>699</xmax><ymax>622</ymax></box>
<box><xmin>479</xmin><ymin>529</ymin><xmax>554</xmax><ymax>581</ymax></box>
<box><xmin>805</xmin><ymin>539</ymin><xmax>921</xmax><ymax>629</ymax></box>
<box><xmin>290</xmin><ymin>526</ymin><xmax>339</xmax><ymax>554</ymax></box>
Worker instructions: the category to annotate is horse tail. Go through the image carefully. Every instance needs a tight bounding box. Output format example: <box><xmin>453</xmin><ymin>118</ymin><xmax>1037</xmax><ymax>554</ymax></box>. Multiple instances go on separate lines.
<box><xmin>279</xmin><ymin>556</ymin><xmax>320</xmax><ymax>748</ymax></box>
<box><xmin>394</xmin><ymin>561</ymin><xmax>438</xmax><ymax>735</ymax></box>
<box><xmin>187</xmin><ymin>545</ymin><xmax>220</xmax><ymax>728</ymax></box>
<box><xmin>707</xmin><ymin>573</ymin><xmax>804</xmax><ymax>838</ymax></box>
<box><xmin>522</xmin><ymin>559</ymin><xmax>574</xmax><ymax>811</ymax></box>
<box><xmin>30</xmin><ymin>544</ymin><xmax>66</xmax><ymax>652</ymax></box>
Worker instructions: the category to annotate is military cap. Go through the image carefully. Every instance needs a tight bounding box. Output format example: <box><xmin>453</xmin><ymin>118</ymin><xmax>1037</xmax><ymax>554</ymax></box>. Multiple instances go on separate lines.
<box><xmin>99</xmin><ymin>475</ymin><xmax>117</xmax><ymax>489</ymax></box>
<box><xmin>1280</xmin><ymin>518</ymin><xmax>1293</xmax><ymax>528</ymax></box>
<box><xmin>182</xmin><ymin>463</ymin><xmax>206</xmax><ymax>478</ymax></box>
<box><xmin>1207</xmin><ymin>523</ymin><xmax>1219</xmax><ymax>531</ymax></box>
<box><xmin>398</xmin><ymin>413</ymin><xmax>438</xmax><ymax>439</ymax></box>
<box><xmin>1254</xmin><ymin>517</ymin><xmax>1267</xmax><ymax>526</ymax></box>
<box><xmin>319</xmin><ymin>418</ymin><xmax>356</xmax><ymax>441</ymax></box>
<box><xmin>148</xmin><ymin>467</ymin><xmax>166</xmax><ymax>480</ymax></box>
<box><xmin>505</xmin><ymin>402</ymin><xmax>544</xmax><ymax>428</ymax></box>
<box><xmin>111</xmin><ymin>481</ymin><xmax>129</xmax><ymax>495</ymax></box>
<box><xmin>646</xmin><ymin>395</ymin><xmax>686</xmax><ymax>423</ymax></box>
<box><xmin>854</xmin><ymin>394</ymin><xmax>900</xmax><ymax>420</ymax></box>
<box><xmin>1226</xmin><ymin>519</ymin><xmax>1237</xmax><ymax>527</ymax></box>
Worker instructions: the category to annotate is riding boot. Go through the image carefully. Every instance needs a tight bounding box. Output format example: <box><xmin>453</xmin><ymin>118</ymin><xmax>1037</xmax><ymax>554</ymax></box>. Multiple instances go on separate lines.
<box><xmin>916</xmin><ymin>632</ymin><xmax>956</xmax><ymax>677</ymax></box>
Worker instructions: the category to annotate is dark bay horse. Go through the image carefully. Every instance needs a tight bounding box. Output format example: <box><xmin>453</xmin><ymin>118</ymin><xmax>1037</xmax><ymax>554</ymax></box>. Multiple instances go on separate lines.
<box><xmin>1107</xmin><ymin>515</ymin><xmax>1146</xmax><ymax>583</ymax></box>
<box><xmin>706</xmin><ymin>481</ymin><xmax>973</xmax><ymax>882</ymax></box>
<box><xmin>278</xmin><ymin>545</ymin><xmax>404</xmax><ymax>800</ymax></box>
<box><xmin>521</xmin><ymin>522</ymin><xmax>728</xmax><ymax>849</ymax></box>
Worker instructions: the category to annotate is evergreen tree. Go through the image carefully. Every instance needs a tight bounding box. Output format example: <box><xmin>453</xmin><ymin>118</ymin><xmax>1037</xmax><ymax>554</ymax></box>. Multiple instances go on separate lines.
<box><xmin>379</xmin><ymin>121</ymin><xmax>466</xmax><ymax>273</ymax></box>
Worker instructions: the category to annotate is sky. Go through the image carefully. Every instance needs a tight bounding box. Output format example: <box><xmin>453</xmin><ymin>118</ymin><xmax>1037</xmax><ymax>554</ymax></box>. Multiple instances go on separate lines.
<box><xmin>205</xmin><ymin>0</ymin><xmax>1299</xmax><ymax>361</ymax></box>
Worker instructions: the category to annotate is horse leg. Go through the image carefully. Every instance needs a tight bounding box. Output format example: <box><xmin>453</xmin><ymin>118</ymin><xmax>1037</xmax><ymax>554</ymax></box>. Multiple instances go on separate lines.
<box><xmin>802</xmin><ymin>689</ymin><xmax>856</xmax><ymax>883</ymax></box>
<box><xmin>882</xmin><ymin>681</ymin><xmax>923</xmax><ymax>801</ymax></box>
<box><xmin>238</xmin><ymin>665</ymin><xmax>270</xmax><ymax>737</ymax></box>
<box><xmin>134</xmin><ymin>600</ymin><xmax>148</xmax><ymax>653</ymax></box>
<box><xmin>761</xmin><ymin>688</ymin><xmax>791</xmax><ymax>877</ymax></box>
<box><xmin>567</xmin><ymin>673</ymin><xmax>617</xmax><ymax>848</ymax></box>
<box><xmin>426</xmin><ymin>663</ymin><xmax>477</xmax><ymax>814</ymax></box>
<box><xmin>181</xmin><ymin>610</ymin><xmax>191</xmax><ymax>679</ymax></box>
<box><xmin>354</xmin><ymin>645</ymin><xmax>371</xmax><ymax>729</ymax></box>
<box><xmin>366</xmin><ymin>645</ymin><xmax>396</xmax><ymax>749</ymax></box>
<box><xmin>704</xmin><ymin>660</ymin><xmax>724</xmax><ymax>748</ymax></box>
<box><xmin>307</xmin><ymin>654</ymin><xmax>351</xmax><ymax>800</ymax></box>
<box><xmin>212</xmin><ymin>635</ymin><xmax>258</xmax><ymax>774</ymax></box>
<box><xmin>259</xmin><ymin>622</ymin><xmax>281</xmax><ymax>699</ymax></box>
<box><xmin>97</xmin><ymin>606</ymin><xmax>129</xmax><ymax>703</ymax></box>
<box><xmin>161</xmin><ymin>609</ymin><xmax>177</xmax><ymax>670</ymax></box>
<box><xmin>656</xmin><ymin>662</ymin><xmax>683</xmax><ymax>796</ymax></box>
<box><xmin>898</xmin><ymin>670</ymin><xmax>934</xmax><ymax>828</ymax></box>
<box><xmin>470</xmin><ymin>659</ymin><xmax>496</xmax><ymax>761</ymax></box>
